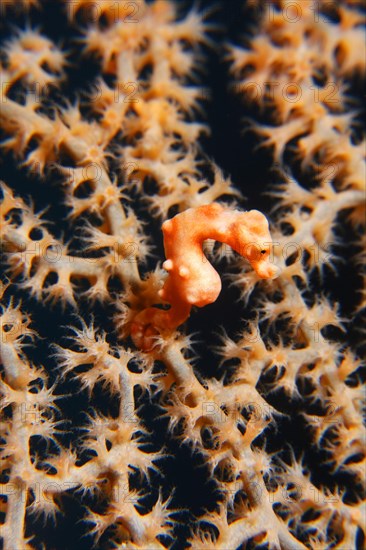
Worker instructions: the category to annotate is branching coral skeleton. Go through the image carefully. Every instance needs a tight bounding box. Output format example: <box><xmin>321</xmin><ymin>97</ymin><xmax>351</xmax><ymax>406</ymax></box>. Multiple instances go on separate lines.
<box><xmin>0</xmin><ymin>1</ymin><xmax>365</xmax><ymax>549</ymax></box>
